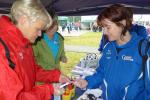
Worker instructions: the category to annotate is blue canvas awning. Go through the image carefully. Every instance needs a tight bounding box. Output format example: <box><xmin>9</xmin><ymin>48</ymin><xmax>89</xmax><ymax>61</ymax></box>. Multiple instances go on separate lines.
<box><xmin>0</xmin><ymin>0</ymin><xmax>150</xmax><ymax>15</ymax></box>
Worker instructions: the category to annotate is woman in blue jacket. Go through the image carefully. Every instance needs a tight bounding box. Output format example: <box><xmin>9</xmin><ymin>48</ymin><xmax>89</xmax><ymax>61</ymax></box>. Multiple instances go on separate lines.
<box><xmin>98</xmin><ymin>7</ymin><xmax>148</xmax><ymax>53</ymax></box>
<box><xmin>74</xmin><ymin>4</ymin><xmax>150</xmax><ymax>100</ymax></box>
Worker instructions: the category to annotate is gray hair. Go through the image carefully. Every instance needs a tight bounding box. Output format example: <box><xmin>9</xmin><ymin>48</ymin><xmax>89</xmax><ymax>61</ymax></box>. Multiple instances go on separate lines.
<box><xmin>10</xmin><ymin>0</ymin><xmax>52</xmax><ymax>30</ymax></box>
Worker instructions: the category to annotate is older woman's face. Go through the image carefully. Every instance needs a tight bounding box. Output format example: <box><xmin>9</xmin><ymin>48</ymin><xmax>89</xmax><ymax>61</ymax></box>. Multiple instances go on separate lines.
<box><xmin>28</xmin><ymin>20</ymin><xmax>45</xmax><ymax>43</ymax></box>
<box><xmin>101</xmin><ymin>19</ymin><xmax>123</xmax><ymax>41</ymax></box>
<box><xmin>21</xmin><ymin>19</ymin><xmax>45</xmax><ymax>43</ymax></box>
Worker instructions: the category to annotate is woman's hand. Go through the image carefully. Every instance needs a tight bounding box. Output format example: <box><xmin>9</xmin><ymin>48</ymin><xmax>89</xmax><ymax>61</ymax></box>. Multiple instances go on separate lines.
<box><xmin>73</xmin><ymin>78</ymin><xmax>88</xmax><ymax>89</ymax></box>
<box><xmin>53</xmin><ymin>83</ymin><xmax>64</xmax><ymax>95</ymax></box>
<box><xmin>59</xmin><ymin>74</ymin><xmax>71</xmax><ymax>84</ymax></box>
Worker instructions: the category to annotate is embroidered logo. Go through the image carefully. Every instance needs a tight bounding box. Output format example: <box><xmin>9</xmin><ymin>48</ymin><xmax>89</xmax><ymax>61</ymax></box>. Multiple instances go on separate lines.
<box><xmin>18</xmin><ymin>52</ymin><xmax>24</xmax><ymax>60</ymax></box>
<box><xmin>54</xmin><ymin>40</ymin><xmax>58</xmax><ymax>44</ymax></box>
<box><xmin>122</xmin><ymin>55</ymin><xmax>133</xmax><ymax>61</ymax></box>
<box><xmin>106</xmin><ymin>50</ymin><xmax>111</xmax><ymax>55</ymax></box>
<box><xmin>106</xmin><ymin>50</ymin><xmax>111</xmax><ymax>59</ymax></box>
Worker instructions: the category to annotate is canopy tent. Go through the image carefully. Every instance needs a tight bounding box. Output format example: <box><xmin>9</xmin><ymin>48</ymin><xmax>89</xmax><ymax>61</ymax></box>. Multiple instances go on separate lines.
<box><xmin>0</xmin><ymin>0</ymin><xmax>150</xmax><ymax>16</ymax></box>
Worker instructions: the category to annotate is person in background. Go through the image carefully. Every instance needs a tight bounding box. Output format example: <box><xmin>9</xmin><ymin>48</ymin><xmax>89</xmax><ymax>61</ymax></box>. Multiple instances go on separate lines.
<box><xmin>0</xmin><ymin>0</ymin><xmax>70</xmax><ymax>100</ymax></box>
<box><xmin>66</xmin><ymin>23</ymin><xmax>71</xmax><ymax>33</ymax></box>
<box><xmin>98</xmin><ymin>7</ymin><xmax>148</xmax><ymax>52</ymax></box>
<box><xmin>33</xmin><ymin>17</ymin><xmax>67</xmax><ymax>100</ymax></box>
<box><xmin>74</xmin><ymin>4</ymin><xmax>150</xmax><ymax>100</ymax></box>
<box><xmin>33</xmin><ymin>19</ymin><xmax>67</xmax><ymax>70</ymax></box>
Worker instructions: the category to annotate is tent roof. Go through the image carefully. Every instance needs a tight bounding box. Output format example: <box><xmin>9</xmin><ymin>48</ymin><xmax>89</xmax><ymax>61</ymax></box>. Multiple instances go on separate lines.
<box><xmin>0</xmin><ymin>0</ymin><xmax>150</xmax><ymax>16</ymax></box>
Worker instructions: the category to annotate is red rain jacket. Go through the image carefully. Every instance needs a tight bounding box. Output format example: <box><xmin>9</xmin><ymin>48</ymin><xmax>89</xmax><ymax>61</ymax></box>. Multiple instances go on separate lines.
<box><xmin>0</xmin><ymin>16</ymin><xmax>61</xmax><ymax>100</ymax></box>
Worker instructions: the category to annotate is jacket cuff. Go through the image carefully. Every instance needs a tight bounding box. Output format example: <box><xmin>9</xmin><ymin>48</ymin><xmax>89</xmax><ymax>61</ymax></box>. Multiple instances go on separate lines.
<box><xmin>48</xmin><ymin>84</ymin><xmax>54</xmax><ymax>95</ymax></box>
<box><xmin>53</xmin><ymin>69</ymin><xmax>61</xmax><ymax>82</ymax></box>
<box><xmin>85</xmin><ymin>76</ymin><xmax>93</xmax><ymax>89</ymax></box>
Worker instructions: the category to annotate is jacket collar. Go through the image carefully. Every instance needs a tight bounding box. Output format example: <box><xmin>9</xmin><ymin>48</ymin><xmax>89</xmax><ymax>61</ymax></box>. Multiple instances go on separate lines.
<box><xmin>112</xmin><ymin>32</ymin><xmax>139</xmax><ymax>49</ymax></box>
<box><xmin>0</xmin><ymin>15</ymin><xmax>30</xmax><ymax>47</ymax></box>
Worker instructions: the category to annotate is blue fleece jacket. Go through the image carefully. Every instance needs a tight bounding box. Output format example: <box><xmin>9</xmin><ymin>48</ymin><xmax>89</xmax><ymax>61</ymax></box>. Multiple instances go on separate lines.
<box><xmin>85</xmin><ymin>32</ymin><xmax>150</xmax><ymax>100</ymax></box>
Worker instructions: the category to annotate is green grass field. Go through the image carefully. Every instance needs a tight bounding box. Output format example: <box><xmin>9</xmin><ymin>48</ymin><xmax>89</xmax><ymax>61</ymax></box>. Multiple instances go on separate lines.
<box><xmin>60</xmin><ymin>52</ymin><xmax>86</xmax><ymax>75</ymax></box>
<box><xmin>64</xmin><ymin>32</ymin><xmax>102</xmax><ymax>47</ymax></box>
<box><xmin>60</xmin><ymin>31</ymin><xmax>102</xmax><ymax>75</ymax></box>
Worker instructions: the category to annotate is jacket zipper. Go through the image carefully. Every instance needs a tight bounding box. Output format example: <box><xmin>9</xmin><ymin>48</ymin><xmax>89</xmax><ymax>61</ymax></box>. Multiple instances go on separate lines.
<box><xmin>104</xmin><ymin>79</ymin><xmax>108</xmax><ymax>100</ymax></box>
<box><xmin>147</xmin><ymin>57</ymin><xmax>150</xmax><ymax>79</ymax></box>
<box><xmin>123</xmin><ymin>85</ymin><xmax>129</xmax><ymax>100</ymax></box>
<box><xmin>123</xmin><ymin>72</ymin><xmax>143</xmax><ymax>100</ymax></box>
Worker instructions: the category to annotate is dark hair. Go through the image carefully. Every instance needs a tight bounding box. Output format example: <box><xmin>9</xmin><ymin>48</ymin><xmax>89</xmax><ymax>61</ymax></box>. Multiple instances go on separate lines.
<box><xmin>97</xmin><ymin>4</ymin><xmax>132</xmax><ymax>36</ymax></box>
<box><xmin>48</xmin><ymin>7</ymin><xmax>57</xmax><ymax>19</ymax></box>
<box><xmin>126</xmin><ymin>7</ymin><xmax>133</xmax><ymax>20</ymax></box>
<box><xmin>46</xmin><ymin>19</ymin><xmax>58</xmax><ymax>32</ymax></box>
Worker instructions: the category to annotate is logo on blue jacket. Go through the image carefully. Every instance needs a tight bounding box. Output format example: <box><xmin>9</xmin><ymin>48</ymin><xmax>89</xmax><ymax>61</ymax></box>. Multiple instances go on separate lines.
<box><xmin>106</xmin><ymin>50</ymin><xmax>112</xmax><ymax>59</ymax></box>
<box><xmin>122</xmin><ymin>55</ymin><xmax>134</xmax><ymax>61</ymax></box>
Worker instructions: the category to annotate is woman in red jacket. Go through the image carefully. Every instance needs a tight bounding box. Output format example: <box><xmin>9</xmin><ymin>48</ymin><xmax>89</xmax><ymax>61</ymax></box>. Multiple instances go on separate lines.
<box><xmin>0</xmin><ymin>0</ymin><xmax>71</xmax><ymax>100</ymax></box>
